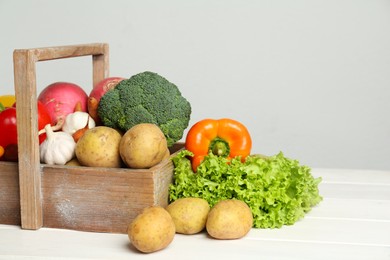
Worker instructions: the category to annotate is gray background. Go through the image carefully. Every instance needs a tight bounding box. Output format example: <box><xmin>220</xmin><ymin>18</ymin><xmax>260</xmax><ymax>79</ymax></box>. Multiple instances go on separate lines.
<box><xmin>1</xmin><ymin>0</ymin><xmax>389</xmax><ymax>170</ymax></box>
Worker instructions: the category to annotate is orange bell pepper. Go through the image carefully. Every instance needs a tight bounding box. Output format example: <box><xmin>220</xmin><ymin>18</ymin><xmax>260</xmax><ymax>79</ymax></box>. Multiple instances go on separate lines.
<box><xmin>185</xmin><ymin>118</ymin><xmax>252</xmax><ymax>172</ymax></box>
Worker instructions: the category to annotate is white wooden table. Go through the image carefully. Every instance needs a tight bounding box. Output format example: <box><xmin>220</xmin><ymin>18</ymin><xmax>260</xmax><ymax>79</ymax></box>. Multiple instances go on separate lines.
<box><xmin>0</xmin><ymin>169</ymin><xmax>389</xmax><ymax>260</ymax></box>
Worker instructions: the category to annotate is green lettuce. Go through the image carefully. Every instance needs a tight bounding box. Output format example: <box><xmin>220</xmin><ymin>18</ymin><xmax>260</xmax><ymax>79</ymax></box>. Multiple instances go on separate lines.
<box><xmin>169</xmin><ymin>150</ymin><xmax>322</xmax><ymax>228</ymax></box>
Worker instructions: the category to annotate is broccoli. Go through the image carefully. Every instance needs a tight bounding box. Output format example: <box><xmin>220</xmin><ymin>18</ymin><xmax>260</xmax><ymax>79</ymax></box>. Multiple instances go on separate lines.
<box><xmin>97</xmin><ymin>71</ymin><xmax>192</xmax><ymax>147</ymax></box>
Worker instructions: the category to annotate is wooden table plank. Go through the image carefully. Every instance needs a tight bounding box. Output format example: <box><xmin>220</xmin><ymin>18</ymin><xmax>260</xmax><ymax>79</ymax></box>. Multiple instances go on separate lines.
<box><xmin>249</xmin><ymin>217</ymin><xmax>390</xmax><ymax>246</ymax></box>
<box><xmin>319</xmin><ymin>182</ymin><xmax>390</xmax><ymax>200</ymax></box>
<box><xmin>308</xmin><ymin>198</ymin><xmax>390</xmax><ymax>221</ymax></box>
<box><xmin>312</xmin><ymin>168</ymin><xmax>390</xmax><ymax>184</ymax></box>
<box><xmin>0</xmin><ymin>224</ymin><xmax>389</xmax><ymax>260</ymax></box>
<box><xmin>1</xmin><ymin>168</ymin><xmax>389</xmax><ymax>259</ymax></box>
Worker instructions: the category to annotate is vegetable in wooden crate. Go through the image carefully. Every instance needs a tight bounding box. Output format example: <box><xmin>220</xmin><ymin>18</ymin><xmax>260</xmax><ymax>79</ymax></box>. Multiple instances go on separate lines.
<box><xmin>169</xmin><ymin>150</ymin><xmax>322</xmax><ymax>228</ymax></box>
<box><xmin>88</xmin><ymin>77</ymin><xmax>124</xmax><ymax>125</ymax></box>
<box><xmin>75</xmin><ymin>126</ymin><xmax>123</xmax><ymax>168</ymax></box>
<box><xmin>97</xmin><ymin>71</ymin><xmax>191</xmax><ymax>147</ymax></box>
<box><xmin>119</xmin><ymin>123</ymin><xmax>168</xmax><ymax>169</ymax></box>
<box><xmin>0</xmin><ymin>99</ymin><xmax>52</xmax><ymax>161</ymax></box>
<box><xmin>39</xmin><ymin>124</ymin><xmax>76</xmax><ymax>165</ymax></box>
<box><xmin>38</xmin><ymin>82</ymin><xmax>88</xmax><ymax>126</ymax></box>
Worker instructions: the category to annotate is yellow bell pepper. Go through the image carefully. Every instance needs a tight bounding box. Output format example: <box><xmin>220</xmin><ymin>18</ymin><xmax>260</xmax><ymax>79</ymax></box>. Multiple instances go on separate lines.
<box><xmin>0</xmin><ymin>95</ymin><xmax>16</xmax><ymax>108</ymax></box>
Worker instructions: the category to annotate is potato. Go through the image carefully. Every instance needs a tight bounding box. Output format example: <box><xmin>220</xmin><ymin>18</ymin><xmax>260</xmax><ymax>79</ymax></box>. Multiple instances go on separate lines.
<box><xmin>166</xmin><ymin>197</ymin><xmax>210</xmax><ymax>234</ymax></box>
<box><xmin>65</xmin><ymin>158</ymin><xmax>81</xmax><ymax>166</ymax></box>
<box><xmin>206</xmin><ymin>199</ymin><xmax>253</xmax><ymax>240</ymax></box>
<box><xmin>162</xmin><ymin>148</ymin><xmax>171</xmax><ymax>161</ymax></box>
<box><xmin>128</xmin><ymin>206</ymin><xmax>175</xmax><ymax>253</ymax></box>
<box><xmin>120</xmin><ymin>123</ymin><xmax>167</xmax><ymax>169</ymax></box>
<box><xmin>75</xmin><ymin>126</ymin><xmax>122</xmax><ymax>168</ymax></box>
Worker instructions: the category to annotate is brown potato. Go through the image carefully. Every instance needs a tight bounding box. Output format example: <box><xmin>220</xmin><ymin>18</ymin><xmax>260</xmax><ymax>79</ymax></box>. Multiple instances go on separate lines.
<box><xmin>120</xmin><ymin>123</ymin><xmax>167</xmax><ymax>169</ymax></box>
<box><xmin>65</xmin><ymin>158</ymin><xmax>81</xmax><ymax>166</ymax></box>
<box><xmin>166</xmin><ymin>197</ymin><xmax>210</xmax><ymax>234</ymax></box>
<box><xmin>75</xmin><ymin>126</ymin><xmax>122</xmax><ymax>168</ymax></box>
<box><xmin>128</xmin><ymin>206</ymin><xmax>175</xmax><ymax>253</ymax></box>
<box><xmin>162</xmin><ymin>148</ymin><xmax>171</xmax><ymax>161</ymax></box>
<box><xmin>206</xmin><ymin>199</ymin><xmax>253</xmax><ymax>240</ymax></box>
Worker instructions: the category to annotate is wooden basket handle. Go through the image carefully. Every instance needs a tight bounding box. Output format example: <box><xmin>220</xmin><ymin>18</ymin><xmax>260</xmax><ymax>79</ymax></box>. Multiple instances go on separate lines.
<box><xmin>13</xmin><ymin>43</ymin><xmax>109</xmax><ymax>230</ymax></box>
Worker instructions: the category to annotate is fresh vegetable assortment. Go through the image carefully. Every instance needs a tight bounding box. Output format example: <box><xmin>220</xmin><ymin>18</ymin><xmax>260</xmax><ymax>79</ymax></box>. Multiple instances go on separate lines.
<box><xmin>169</xmin><ymin>149</ymin><xmax>322</xmax><ymax>229</ymax></box>
<box><xmin>1</xmin><ymin>71</ymin><xmax>189</xmax><ymax>167</ymax></box>
<box><xmin>2</xmin><ymin>67</ymin><xmax>323</xmax><ymax>252</ymax></box>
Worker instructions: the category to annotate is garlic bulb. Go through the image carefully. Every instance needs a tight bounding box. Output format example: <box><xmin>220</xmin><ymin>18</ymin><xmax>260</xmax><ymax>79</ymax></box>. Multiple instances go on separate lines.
<box><xmin>62</xmin><ymin>111</ymin><xmax>95</xmax><ymax>135</ymax></box>
<box><xmin>40</xmin><ymin>124</ymin><xmax>76</xmax><ymax>165</ymax></box>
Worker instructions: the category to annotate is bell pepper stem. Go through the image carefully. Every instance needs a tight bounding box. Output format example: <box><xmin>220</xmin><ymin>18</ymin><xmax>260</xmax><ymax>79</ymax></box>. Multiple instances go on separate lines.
<box><xmin>209</xmin><ymin>138</ymin><xmax>230</xmax><ymax>157</ymax></box>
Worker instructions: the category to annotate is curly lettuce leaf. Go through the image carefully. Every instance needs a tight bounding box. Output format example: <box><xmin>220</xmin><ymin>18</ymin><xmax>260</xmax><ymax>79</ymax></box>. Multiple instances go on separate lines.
<box><xmin>169</xmin><ymin>150</ymin><xmax>322</xmax><ymax>228</ymax></box>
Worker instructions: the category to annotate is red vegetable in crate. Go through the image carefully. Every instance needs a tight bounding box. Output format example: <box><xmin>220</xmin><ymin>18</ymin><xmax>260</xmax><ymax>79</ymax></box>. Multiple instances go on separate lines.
<box><xmin>88</xmin><ymin>77</ymin><xmax>124</xmax><ymax>124</ymax></box>
<box><xmin>38</xmin><ymin>82</ymin><xmax>88</xmax><ymax>126</ymax></box>
<box><xmin>0</xmin><ymin>107</ymin><xmax>17</xmax><ymax>150</ymax></box>
<box><xmin>0</xmin><ymin>101</ymin><xmax>51</xmax><ymax>161</ymax></box>
<box><xmin>37</xmin><ymin>101</ymin><xmax>53</xmax><ymax>143</ymax></box>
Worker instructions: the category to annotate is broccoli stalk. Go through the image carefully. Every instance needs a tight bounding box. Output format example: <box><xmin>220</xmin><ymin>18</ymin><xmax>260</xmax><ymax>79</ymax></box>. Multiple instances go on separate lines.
<box><xmin>98</xmin><ymin>71</ymin><xmax>191</xmax><ymax>146</ymax></box>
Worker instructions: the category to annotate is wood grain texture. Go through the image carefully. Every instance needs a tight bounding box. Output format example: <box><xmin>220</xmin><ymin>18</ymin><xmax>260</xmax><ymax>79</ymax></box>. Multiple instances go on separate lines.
<box><xmin>12</xmin><ymin>43</ymin><xmax>109</xmax><ymax>230</ymax></box>
<box><xmin>40</xmin><ymin>147</ymin><xmax>177</xmax><ymax>233</ymax></box>
<box><xmin>13</xmin><ymin>49</ymin><xmax>43</xmax><ymax>230</ymax></box>
<box><xmin>0</xmin><ymin>162</ymin><xmax>20</xmax><ymax>225</ymax></box>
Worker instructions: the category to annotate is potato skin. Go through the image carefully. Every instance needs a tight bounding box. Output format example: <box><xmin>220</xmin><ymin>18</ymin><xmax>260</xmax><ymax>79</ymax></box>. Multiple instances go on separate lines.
<box><xmin>128</xmin><ymin>206</ymin><xmax>175</xmax><ymax>253</ymax></box>
<box><xmin>75</xmin><ymin>126</ymin><xmax>122</xmax><ymax>168</ymax></box>
<box><xmin>120</xmin><ymin>123</ymin><xmax>167</xmax><ymax>169</ymax></box>
<box><xmin>206</xmin><ymin>199</ymin><xmax>253</xmax><ymax>240</ymax></box>
<box><xmin>166</xmin><ymin>197</ymin><xmax>210</xmax><ymax>234</ymax></box>
<box><xmin>65</xmin><ymin>158</ymin><xmax>81</xmax><ymax>166</ymax></box>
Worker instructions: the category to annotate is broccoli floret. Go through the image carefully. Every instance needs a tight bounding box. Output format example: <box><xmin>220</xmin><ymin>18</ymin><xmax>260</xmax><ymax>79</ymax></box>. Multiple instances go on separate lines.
<box><xmin>98</xmin><ymin>71</ymin><xmax>192</xmax><ymax>146</ymax></box>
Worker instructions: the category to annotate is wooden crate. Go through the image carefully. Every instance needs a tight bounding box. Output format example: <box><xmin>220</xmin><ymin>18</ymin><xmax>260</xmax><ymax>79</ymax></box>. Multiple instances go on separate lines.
<box><xmin>0</xmin><ymin>162</ymin><xmax>20</xmax><ymax>226</ymax></box>
<box><xmin>1</xmin><ymin>43</ymin><xmax>181</xmax><ymax>234</ymax></box>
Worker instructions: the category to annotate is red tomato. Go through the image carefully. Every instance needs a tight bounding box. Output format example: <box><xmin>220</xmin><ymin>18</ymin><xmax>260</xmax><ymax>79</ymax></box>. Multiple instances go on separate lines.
<box><xmin>37</xmin><ymin>101</ymin><xmax>52</xmax><ymax>143</ymax></box>
<box><xmin>0</xmin><ymin>101</ymin><xmax>52</xmax><ymax>161</ymax></box>
<box><xmin>0</xmin><ymin>107</ymin><xmax>17</xmax><ymax>148</ymax></box>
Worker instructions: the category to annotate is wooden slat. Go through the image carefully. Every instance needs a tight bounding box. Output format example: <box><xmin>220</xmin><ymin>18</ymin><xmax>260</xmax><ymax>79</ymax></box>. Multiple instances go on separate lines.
<box><xmin>318</xmin><ymin>182</ymin><xmax>390</xmax><ymax>200</ymax></box>
<box><xmin>248</xmin><ymin>217</ymin><xmax>390</xmax><ymax>246</ymax></box>
<box><xmin>312</xmin><ymin>168</ymin><xmax>390</xmax><ymax>184</ymax></box>
<box><xmin>13</xmin><ymin>43</ymin><xmax>109</xmax><ymax>230</ymax></box>
<box><xmin>13</xmin><ymin>49</ymin><xmax>43</xmax><ymax>230</ymax></box>
<box><xmin>41</xmin><ymin>165</ymin><xmax>154</xmax><ymax>233</ymax></box>
<box><xmin>308</xmin><ymin>198</ymin><xmax>390</xmax><ymax>221</ymax></box>
<box><xmin>0</xmin><ymin>223</ymin><xmax>389</xmax><ymax>260</ymax></box>
<box><xmin>92</xmin><ymin>43</ymin><xmax>109</xmax><ymax>86</ymax></box>
<box><xmin>25</xmin><ymin>43</ymin><xmax>109</xmax><ymax>62</ymax></box>
<box><xmin>0</xmin><ymin>162</ymin><xmax>20</xmax><ymax>225</ymax></box>
<box><xmin>0</xmin><ymin>168</ymin><xmax>389</xmax><ymax>258</ymax></box>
